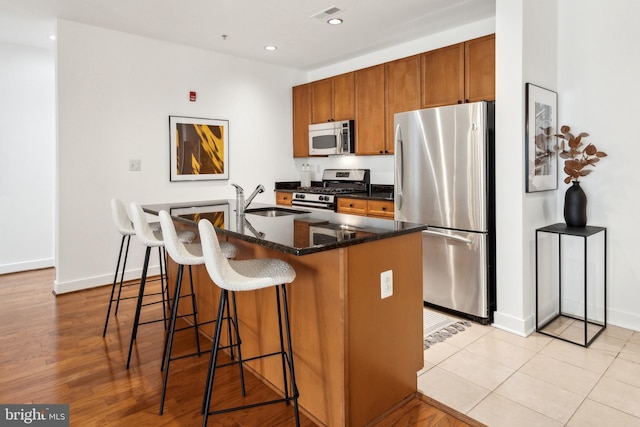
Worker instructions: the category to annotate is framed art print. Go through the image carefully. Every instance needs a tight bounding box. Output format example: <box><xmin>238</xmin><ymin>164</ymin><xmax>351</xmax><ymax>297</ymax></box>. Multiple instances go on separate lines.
<box><xmin>525</xmin><ymin>83</ymin><xmax>558</xmax><ymax>192</ymax></box>
<box><xmin>169</xmin><ymin>116</ymin><xmax>229</xmax><ymax>181</ymax></box>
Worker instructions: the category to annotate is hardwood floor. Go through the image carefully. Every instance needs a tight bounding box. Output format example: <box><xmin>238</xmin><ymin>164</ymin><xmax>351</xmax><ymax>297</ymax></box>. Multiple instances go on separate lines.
<box><xmin>0</xmin><ymin>268</ymin><xmax>483</xmax><ymax>426</ymax></box>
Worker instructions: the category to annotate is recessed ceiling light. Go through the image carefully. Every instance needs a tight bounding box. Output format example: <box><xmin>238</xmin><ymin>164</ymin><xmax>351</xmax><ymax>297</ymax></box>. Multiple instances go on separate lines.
<box><xmin>327</xmin><ymin>18</ymin><xmax>343</xmax><ymax>25</ymax></box>
<box><xmin>49</xmin><ymin>35</ymin><xmax>56</xmax><ymax>40</ymax></box>
<box><xmin>264</xmin><ymin>45</ymin><xmax>277</xmax><ymax>51</ymax></box>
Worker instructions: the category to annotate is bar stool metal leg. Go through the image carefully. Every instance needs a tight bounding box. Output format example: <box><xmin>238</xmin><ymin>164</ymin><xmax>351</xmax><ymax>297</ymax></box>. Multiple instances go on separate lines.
<box><xmin>102</xmin><ymin>234</ymin><xmax>130</xmax><ymax>337</ymax></box>
<box><xmin>126</xmin><ymin>246</ymin><xmax>151</xmax><ymax>369</ymax></box>
<box><xmin>159</xmin><ymin>263</ymin><xmax>185</xmax><ymax>414</ymax></box>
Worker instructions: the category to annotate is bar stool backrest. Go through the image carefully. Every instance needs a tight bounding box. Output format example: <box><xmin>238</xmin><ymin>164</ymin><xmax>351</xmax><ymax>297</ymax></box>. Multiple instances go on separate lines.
<box><xmin>129</xmin><ymin>202</ymin><xmax>164</xmax><ymax>248</ymax></box>
<box><xmin>159</xmin><ymin>210</ymin><xmax>203</xmax><ymax>265</ymax></box>
<box><xmin>111</xmin><ymin>198</ymin><xmax>135</xmax><ymax>236</ymax></box>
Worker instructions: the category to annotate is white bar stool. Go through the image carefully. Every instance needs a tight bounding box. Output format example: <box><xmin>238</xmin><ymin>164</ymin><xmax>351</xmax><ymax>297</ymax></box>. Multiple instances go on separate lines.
<box><xmin>103</xmin><ymin>198</ymin><xmax>161</xmax><ymax>337</ymax></box>
<box><xmin>126</xmin><ymin>202</ymin><xmax>195</xmax><ymax>369</ymax></box>
<box><xmin>157</xmin><ymin>210</ymin><xmax>240</xmax><ymax>415</ymax></box>
<box><xmin>198</xmin><ymin>219</ymin><xmax>300</xmax><ymax>427</ymax></box>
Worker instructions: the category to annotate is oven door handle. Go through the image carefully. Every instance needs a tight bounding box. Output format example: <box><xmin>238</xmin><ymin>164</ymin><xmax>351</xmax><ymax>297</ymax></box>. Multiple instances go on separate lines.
<box><xmin>291</xmin><ymin>201</ymin><xmax>332</xmax><ymax>210</ymax></box>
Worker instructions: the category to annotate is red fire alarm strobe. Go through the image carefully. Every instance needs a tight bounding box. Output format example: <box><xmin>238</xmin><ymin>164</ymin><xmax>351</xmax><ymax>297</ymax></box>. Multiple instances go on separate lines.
<box><xmin>189</xmin><ymin>91</ymin><xmax>197</xmax><ymax>102</ymax></box>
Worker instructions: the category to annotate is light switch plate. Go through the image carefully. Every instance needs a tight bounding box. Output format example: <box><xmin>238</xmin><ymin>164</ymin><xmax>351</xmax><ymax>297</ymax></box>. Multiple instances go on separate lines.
<box><xmin>129</xmin><ymin>159</ymin><xmax>141</xmax><ymax>171</ymax></box>
<box><xmin>380</xmin><ymin>270</ymin><xmax>393</xmax><ymax>299</ymax></box>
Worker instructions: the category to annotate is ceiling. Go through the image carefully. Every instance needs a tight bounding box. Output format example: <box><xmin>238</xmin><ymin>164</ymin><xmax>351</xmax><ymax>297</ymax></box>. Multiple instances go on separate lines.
<box><xmin>0</xmin><ymin>0</ymin><xmax>495</xmax><ymax>70</ymax></box>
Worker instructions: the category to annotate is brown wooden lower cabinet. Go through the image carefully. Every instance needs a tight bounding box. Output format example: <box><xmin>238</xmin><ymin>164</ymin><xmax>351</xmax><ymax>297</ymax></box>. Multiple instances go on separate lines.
<box><xmin>275</xmin><ymin>191</ymin><xmax>293</xmax><ymax>206</ymax></box>
<box><xmin>168</xmin><ymin>232</ymin><xmax>422</xmax><ymax>426</ymax></box>
<box><xmin>337</xmin><ymin>198</ymin><xmax>394</xmax><ymax>219</ymax></box>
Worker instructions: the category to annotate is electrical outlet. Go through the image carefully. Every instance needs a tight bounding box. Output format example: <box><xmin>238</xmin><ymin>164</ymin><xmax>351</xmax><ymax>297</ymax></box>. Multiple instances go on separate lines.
<box><xmin>129</xmin><ymin>159</ymin><xmax>141</xmax><ymax>172</ymax></box>
<box><xmin>380</xmin><ymin>270</ymin><xmax>393</xmax><ymax>299</ymax></box>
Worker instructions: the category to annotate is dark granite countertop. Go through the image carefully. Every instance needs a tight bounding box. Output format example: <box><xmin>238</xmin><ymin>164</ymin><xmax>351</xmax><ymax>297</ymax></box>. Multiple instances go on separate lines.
<box><xmin>338</xmin><ymin>192</ymin><xmax>394</xmax><ymax>201</ymax></box>
<box><xmin>143</xmin><ymin>199</ymin><xmax>424</xmax><ymax>256</ymax></box>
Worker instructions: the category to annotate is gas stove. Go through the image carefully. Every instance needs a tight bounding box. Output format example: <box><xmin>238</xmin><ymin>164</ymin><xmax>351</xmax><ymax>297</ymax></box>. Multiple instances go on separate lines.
<box><xmin>292</xmin><ymin>169</ymin><xmax>370</xmax><ymax>211</ymax></box>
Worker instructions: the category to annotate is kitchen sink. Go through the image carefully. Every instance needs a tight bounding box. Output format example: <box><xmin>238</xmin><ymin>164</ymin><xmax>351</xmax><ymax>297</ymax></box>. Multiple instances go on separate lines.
<box><xmin>244</xmin><ymin>207</ymin><xmax>310</xmax><ymax>217</ymax></box>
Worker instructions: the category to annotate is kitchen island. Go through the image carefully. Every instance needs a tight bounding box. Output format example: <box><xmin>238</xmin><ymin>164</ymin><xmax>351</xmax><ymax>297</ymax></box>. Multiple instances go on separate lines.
<box><xmin>143</xmin><ymin>200</ymin><xmax>426</xmax><ymax>427</ymax></box>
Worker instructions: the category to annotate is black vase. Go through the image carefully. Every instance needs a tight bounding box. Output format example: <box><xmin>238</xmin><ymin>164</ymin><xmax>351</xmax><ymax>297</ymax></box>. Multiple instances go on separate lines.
<box><xmin>564</xmin><ymin>181</ymin><xmax>587</xmax><ymax>227</ymax></box>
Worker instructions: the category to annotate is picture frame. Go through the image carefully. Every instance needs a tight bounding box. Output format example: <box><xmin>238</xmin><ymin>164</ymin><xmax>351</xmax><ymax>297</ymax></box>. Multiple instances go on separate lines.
<box><xmin>169</xmin><ymin>116</ymin><xmax>229</xmax><ymax>181</ymax></box>
<box><xmin>525</xmin><ymin>83</ymin><xmax>558</xmax><ymax>192</ymax></box>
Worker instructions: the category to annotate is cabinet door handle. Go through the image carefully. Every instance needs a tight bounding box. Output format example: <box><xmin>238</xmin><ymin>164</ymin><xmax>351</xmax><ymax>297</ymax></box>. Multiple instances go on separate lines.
<box><xmin>382</xmin><ymin>207</ymin><xmax>386</xmax><ymax>211</ymax></box>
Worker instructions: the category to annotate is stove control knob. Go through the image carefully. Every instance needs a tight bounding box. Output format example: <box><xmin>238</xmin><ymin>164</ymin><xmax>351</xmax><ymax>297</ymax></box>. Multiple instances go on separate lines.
<box><xmin>297</xmin><ymin>194</ymin><xmax>305</xmax><ymax>199</ymax></box>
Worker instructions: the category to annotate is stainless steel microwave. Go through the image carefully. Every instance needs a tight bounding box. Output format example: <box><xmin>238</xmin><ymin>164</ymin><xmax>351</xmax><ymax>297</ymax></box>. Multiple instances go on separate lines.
<box><xmin>308</xmin><ymin>120</ymin><xmax>354</xmax><ymax>156</ymax></box>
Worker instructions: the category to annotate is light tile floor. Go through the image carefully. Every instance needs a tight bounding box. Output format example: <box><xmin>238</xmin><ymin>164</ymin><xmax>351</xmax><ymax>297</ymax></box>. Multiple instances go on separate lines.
<box><xmin>418</xmin><ymin>316</ymin><xmax>640</xmax><ymax>426</ymax></box>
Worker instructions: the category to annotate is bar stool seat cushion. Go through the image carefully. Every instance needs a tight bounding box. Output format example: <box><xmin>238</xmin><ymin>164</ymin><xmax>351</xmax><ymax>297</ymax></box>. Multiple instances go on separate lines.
<box><xmin>199</xmin><ymin>220</ymin><xmax>296</xmax><ymax>292</ymax></box>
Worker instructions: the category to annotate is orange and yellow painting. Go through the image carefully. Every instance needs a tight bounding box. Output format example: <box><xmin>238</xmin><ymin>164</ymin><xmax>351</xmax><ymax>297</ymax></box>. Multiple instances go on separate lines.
<box><xmin>170</xmin><ymin>116</ymin><xmax>229</xmax><ymax>181</ymax></box>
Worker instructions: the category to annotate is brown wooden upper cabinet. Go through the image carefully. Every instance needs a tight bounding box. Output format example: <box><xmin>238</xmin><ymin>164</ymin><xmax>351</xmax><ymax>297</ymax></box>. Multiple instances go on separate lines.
<box><xmin>292</xmin><ymin>84</ymin><xmax>311</xmax><ymax>158</ymax></box>
<box><xmin>385</xmin><ymin>55</ymin><xmax>421</xmax><ymax>155</ymax></box>
<box><xmin>311</xmin><ymin>72</ymin><xmax>355</xmax><ymax>123</ymax></box>
<box><xmin>422</xmin><ymin>34</ymin><xmax>495</xmax><ymax>108</ymax></box>
<box><xmin>292</xmin><ymin>34</ymin><xmax>495</xmax><ymax>158</ymax></box>
<box><xmin>354</xmin><ymin>64</ymin><xmax>385</xmax><ymax>155</ymax></box>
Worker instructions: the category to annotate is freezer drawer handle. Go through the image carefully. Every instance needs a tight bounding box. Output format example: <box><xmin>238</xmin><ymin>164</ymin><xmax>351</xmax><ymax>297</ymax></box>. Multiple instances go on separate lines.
<box><xmin>423</xmin><ymin>230</ymin><xmax>472</xmax><ymax>245</ymax></box>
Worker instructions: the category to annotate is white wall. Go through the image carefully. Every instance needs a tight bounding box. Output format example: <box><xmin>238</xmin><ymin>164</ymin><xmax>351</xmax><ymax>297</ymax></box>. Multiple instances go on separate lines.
<box><xmin>491</xmin><ymin>0</ymin><xmax>560</xmax><ymax>336</ymax></box>
<box><xmin>54</xmin><ymin>20</ymin><xmax>303</xmax><ymax>293</ymax></box>
<box><xmin>0</xmin><ymin>42</ymin><xmax>55</xmax><ymax>274</ymax></box>
<box><xmin>557</xmin><ymin>0</ymin><xmax>640</xmax><ymax>330</ymax></box>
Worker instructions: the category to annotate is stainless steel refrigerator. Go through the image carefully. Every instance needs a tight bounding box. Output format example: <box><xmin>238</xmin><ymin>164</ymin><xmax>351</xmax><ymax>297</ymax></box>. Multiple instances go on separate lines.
<box><xmin>394</xmin><ymin>101</ymin><xmax>495</xmax><ymax>324</ymax></box>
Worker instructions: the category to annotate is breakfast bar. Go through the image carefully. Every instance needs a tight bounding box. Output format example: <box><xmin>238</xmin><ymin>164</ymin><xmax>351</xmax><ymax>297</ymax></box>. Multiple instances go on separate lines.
<box><xmin>143</xmin><ymin>200</ymin><xmax>426</xmax><ymax>427</ymax></box>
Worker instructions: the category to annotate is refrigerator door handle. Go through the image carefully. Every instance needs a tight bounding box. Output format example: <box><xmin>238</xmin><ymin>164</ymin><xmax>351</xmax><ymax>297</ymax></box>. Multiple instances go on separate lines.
<box><xmin>423</xmin><ymin>229</ymin><xmax>473</xmax><ymax>245</ymax></box>
<box><xmin>395</xmin><ymin>124</ymin><xmax>404</xmax><ymax>209</ymax></box>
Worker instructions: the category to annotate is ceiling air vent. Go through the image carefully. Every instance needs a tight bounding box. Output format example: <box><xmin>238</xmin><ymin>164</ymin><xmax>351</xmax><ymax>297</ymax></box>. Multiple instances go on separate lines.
<box><xmin>310</xmin><ymin>6</ymin><xmax>343</xmax><ymax>20</ymax></box>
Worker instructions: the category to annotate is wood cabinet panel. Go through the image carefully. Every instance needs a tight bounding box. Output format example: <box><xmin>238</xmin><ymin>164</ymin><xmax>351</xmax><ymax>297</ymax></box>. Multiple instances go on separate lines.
<box><xmin>367</xmin><ymin>200</ymin><xmax>394</xmax><ymax>219</ymax></box>
<box><xmin>292</xmin><ymin>84</ymin><xmax>311</xmax><ymax>158</ymax></box>
<box><xmin>465</xmin><ymin>34</ymin><xmax>495</xmax><ymax>103</ymax></box>
<box><xmin>385</xmin><ymin>55</ymin><xmax>421</xmax><ymax>154</ymax></box>
<box><xmin>355</xmin><ymin>64</ymin><xmax>386</xmax><ymax>155</ymax></box>
<box><xmin>310</xmin><ymin>78</ymin><xmax>333</xmax><ymax>123</ymax></box>
<box><xmin>332</xmin><ymin>72</ymin><xmax>355</xmax><ymax>121</ymax></box>
<box><xmin>337</xmin><ymin>198</ymin><xmax>394</xmax><ymax>219</ymax></box>
<box><xmin>421</xmin><ymin>34</ymin><xmax>495</xmax><ymax>108</ymax></box>
<box><xmin>275</xmin><ymin>191</ymin><xmax>293</xmax><ymax>206</ymax></box>
<box><xmin>421</xmin><ymin>43</ymin><xmax>465</xmax><ymax>108</ymax></box>
<box><xmin>311</xmin><ymin>73</ymin><xmax>354</xmax><ymax>124</ymax></box>
<box><xmin>337</xmin><ymin>198</ymin><xmax>367</xmax><ymax>216</ymax></box>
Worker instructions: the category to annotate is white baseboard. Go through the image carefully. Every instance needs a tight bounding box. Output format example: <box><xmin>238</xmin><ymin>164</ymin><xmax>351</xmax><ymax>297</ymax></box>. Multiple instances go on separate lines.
<box><xmin>0</xmin><ymin>258</ymin><xmax>54</xmax><ymax>275</ymax></box>
<box><xmin>53</xmin><ymin>265</ymin><xmax>162</xmax><ymax>294</ymax></box>
<box><xmin>492</xmin><ymin>310</ymin><xmax>535</xmax><ymax>337</ymax></box>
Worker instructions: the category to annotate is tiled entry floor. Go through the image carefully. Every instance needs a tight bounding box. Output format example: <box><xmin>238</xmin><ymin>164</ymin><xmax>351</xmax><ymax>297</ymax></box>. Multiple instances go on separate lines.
<box><xmin>417</xmin><ymin>315</ymin><xmax>640</xmax><ymax>426</ymax></box>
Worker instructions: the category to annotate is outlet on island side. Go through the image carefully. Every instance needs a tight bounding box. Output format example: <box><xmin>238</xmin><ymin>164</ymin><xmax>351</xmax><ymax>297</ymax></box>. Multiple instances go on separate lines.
<box><xmin>380</xmin><ymin>269</ymin><xmax>393</xmax><ymax>299</ymax></box>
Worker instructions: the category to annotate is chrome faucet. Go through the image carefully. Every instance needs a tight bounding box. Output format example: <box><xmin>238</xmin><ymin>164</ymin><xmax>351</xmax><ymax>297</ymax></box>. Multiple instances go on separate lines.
<box><xmin>244</xmin><ymin>184</ymin><xmax>265</xmax><ymax>210</ymax></box>
<box><xmin>231</xmin><ymin>183</ymin><xmax>245</xmax><ymax>213</ymax></box>
<box><xmin>231</xmin><ymin>183</ymin><xmax>264</xmax><ymax>213</ymax></box>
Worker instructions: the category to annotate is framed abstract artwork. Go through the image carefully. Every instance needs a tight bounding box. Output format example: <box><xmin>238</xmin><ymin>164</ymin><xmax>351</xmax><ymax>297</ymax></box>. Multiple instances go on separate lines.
<box><xmin>525</xmin><ymin>84</ymin><xmax>558</xmax><ymax>192</ymax></box>
<box><xmin>169</xmin><ymin>116</ymin><xmax>229</xmax><ymax>181</ymax></box>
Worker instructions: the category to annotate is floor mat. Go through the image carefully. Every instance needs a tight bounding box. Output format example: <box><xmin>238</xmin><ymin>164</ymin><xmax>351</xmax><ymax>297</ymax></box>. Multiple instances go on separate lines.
<box><xmin>423</xmin><ymin>308</ymin><xmax>472</xmax><ymax>350</ymax></box>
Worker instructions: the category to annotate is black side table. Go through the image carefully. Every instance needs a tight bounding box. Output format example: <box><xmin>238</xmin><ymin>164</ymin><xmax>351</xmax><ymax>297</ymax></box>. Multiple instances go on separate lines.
<box><xmin>535</xmin><ymin>223</ymin><xmax>607</xmax><ymax>347</ymax></box>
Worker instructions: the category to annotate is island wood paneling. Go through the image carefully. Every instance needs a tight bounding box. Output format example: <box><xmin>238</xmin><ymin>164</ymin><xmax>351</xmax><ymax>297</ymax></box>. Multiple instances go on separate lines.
<box><xmin>168</xmin><ymin>231</ymin><xmax>423</xmax><ymax>426</ymax></box>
